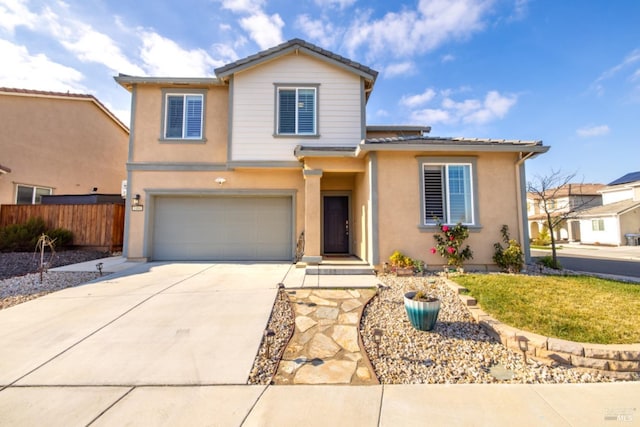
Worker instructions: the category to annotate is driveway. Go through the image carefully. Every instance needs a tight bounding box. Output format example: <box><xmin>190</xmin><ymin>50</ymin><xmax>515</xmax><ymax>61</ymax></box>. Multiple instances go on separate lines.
<box><xmin>0</xmin><ymin>262</ymin><xmax>292</xmax><ymax>387</ymax></box>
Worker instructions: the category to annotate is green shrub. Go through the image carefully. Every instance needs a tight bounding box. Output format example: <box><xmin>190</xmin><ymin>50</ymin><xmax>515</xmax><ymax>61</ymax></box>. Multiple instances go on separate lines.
<box><xmin>493</xmin><ymin>225</ymin><xmax>524</xmax><ymax>273</ymax></box>
<box><xmin>47</xmin><ymin>228</ymin><xmax>73</xmax><ymax>248</ymax></box>
<box><xmin>538</xmin><ymin>255</ymin><xmax>562</xmax><ymax>270</ymax></box>
<box><xmin>0</xmin><ymin>217</ymin><xmax>73</xmax><ymax>252</ymax></box>
<box><xmin>532</xmin><ymin>226</ymin><xmax>551</xmax><ymax>246</ymax></box>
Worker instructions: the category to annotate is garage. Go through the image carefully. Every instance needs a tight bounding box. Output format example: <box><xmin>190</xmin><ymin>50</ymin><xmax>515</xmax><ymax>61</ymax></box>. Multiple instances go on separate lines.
<box><xmin>152</xmin><ymin>195</ymin><xmax>293</xmax><ymax>261</ymax></box>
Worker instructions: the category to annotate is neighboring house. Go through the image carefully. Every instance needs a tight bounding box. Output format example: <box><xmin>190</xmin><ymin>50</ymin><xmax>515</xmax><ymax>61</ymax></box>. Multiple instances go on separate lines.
<box><xmin>0</xmin><ymin>88</ymin><xmax>129</xmax><ymax>206</ymax></box>
<box><xmin>577</xmin><ymin>172</ymin><xmax>640</xmax><ymax>246</ymax></box>
<box><xmin>527</xmin><ymin>184</ymin><xmax>604</xmax><ymax>242</ymax></box>
<box><xmin>115</xmin><ymin>39</ymin><xmax>548</xmax><ymax>269</ymax></box>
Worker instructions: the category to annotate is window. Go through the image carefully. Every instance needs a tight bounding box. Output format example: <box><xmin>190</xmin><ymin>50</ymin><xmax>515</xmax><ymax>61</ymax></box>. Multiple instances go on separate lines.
<box><xmin>164</xmin><ymin>94</ymin><xmax>203</xmax><ymax>139</ymax></box>
<box><xmin>422</xmin><ymin>162</ymin><xmax>475</xmax><ymax>225</ymax></box>
<box><xmin>592</xmin><ymin>219</ymin><xmax>605</xmax><ymax>231</ymax></box>
<box><xmin>16</xmin><ymin>185</ymin><xmax>52</xmax><ymax>204</ymax></box>
<box><xmin>276</xmin><ymin>87</ymin><xmax>317</xmax><ymax>135</ymax></box>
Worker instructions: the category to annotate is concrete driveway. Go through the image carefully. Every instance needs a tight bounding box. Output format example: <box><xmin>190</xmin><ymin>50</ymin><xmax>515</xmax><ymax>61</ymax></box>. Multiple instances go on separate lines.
<box><xmin>0</xmin><ymin>262</ymin><xmax>291</xmax><ymax>387</ymax></box>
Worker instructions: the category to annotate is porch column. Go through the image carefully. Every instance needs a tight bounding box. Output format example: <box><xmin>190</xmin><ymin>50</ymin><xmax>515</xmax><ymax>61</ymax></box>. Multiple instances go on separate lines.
<box><xmin>302</xmin><ymin>169</ymin><xmax>323</xmax><ymax>264</ymax></box>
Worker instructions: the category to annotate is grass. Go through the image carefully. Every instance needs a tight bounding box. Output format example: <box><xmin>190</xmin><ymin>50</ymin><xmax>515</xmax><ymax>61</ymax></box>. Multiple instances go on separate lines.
<box><xmin>530</xmin><ymin>244</ymin><xmax>562</xmax><ymax>250</ymax></box>
<box><xmin>455</xmin><ymin>274</ymin><xmax>640</xmax><ymax>344</ymax></box>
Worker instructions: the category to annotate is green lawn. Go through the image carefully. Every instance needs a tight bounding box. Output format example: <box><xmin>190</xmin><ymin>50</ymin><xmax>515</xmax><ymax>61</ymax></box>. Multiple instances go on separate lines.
<box><xmin>455</xmin><ymin>274</ymin><xmax>640</xmax><ymax>344</ymax></box>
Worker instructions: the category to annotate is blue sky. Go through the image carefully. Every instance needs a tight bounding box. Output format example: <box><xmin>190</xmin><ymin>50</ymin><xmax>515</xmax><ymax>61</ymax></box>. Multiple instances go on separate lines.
<box><xmin>1</xmin><ymin>0</ymin><xmax>639</xmax><ymax>184</ymax></box>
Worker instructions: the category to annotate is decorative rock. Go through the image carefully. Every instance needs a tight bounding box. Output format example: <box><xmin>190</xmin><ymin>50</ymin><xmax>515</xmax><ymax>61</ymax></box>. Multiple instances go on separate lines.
<box><xmin>348</xmin><ymin>290</ymin><xmax>361</xmax><ymax>298</ymax></box>
<box><xmin>294</xmin><ymin>360</ymin><xmax>357</xmax><ymax>384</ymax></box>
<box><xmin>356</xmin><ymin>366</ymin><xmax>372</xmax><ymax>380</ymax></box>
<box><xmin>315</xmin><ymin>306</ymin><xmax>340</xmax><ymax>320</ymax></box>
<box><xmin>309</xmin><ymin>294</ymin><xmax>338</xmax><ymax>307</ymax></box>
<box><xmin>332</xmin><ymin>325</ymin><xmax>360</xmax><ymax>352</ymax></box>
<box><xmin>338</xmin><ymin>312</ymin><xmax>359</xmax><ymax>324</ymax></box>
<box><xmin>341</xmin><ymin>298</ymin><xmax>362</xmax><ymax>312</ymax></box>
<box><xmin>295</xmin><ymin>303</ymin><xmax>316</xmax><ymax>316</ymax></box>
<box><xmin>620</xmin><ymin>350</ymin><xmax>640</xmax><ymax>361</ymax></box>
<box><xmin>609</xmin><ymin>361</ymin><xmax>640</xmax><ymax>372</ymax></box>
<box><xmin>317</xmin><ymin>290</ymin><xmax>353</xmax><ymax>299</ymax></box>
<box><xmin>345</xmin><ymin>352</ymin><xmax>362</xmax><ymax>362</ymax></box>
<box><xmin>571</xmin><ymin>355</ymin><xmax>610</xmax><ymax>370</ymax></box>
<box><xmin>295</xmin><ymin>316</ymin><xmax>317</xmax><ymax>333</ymax></box>
<box><xmin>307</xmin><ymin>333</ymin><xmax>341</xmax><ymax>359</ymax></box>
<box><xmin>584</xmin><ymin>347</ymin><xmax>619</xmax><ymax>360</ymax></box>
<box><xmin>547</xmin><ymin>338</ymin><xmax>584</xmax><ymax>356</ymax></box>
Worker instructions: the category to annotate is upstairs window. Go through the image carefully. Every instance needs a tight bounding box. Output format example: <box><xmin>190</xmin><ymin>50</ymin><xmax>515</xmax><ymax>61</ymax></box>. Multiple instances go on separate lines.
<box><xmin>422</xmin><ymin>162</ymin><xmax>475</xmax><ymax>225</ymax></box>
<box><xmin>16</xmin><ymin>184</ymin><xmax>52</xmax><ymax>204</ymax></box>
<box><xmin>164</xmin><ymin>94</ymin><xmax>203</xmax><ymax>139</ymax></box>
<box><xmin>277</xmin><ymin>87</ymin><xmax>317</xmax><ymax>135</ymax></box>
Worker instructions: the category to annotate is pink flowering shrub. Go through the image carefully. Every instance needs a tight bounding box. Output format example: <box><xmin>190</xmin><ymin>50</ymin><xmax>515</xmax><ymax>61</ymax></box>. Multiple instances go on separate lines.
<box><xmin>430</xmin><ymin>222</ymin><xmax>473</xmax><ymax>267</ymax></box>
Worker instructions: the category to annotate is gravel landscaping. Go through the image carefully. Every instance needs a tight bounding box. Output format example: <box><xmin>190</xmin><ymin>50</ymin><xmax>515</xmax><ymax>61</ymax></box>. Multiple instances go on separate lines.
<box><xmin>0</xmin><ymin>250</ymin><xmax>108</xmax><ymax>309</ymax></box>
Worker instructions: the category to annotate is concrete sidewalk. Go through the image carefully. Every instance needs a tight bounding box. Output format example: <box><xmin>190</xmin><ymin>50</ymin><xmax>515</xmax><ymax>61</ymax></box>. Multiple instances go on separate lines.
<box><xmin>1</xmin><ymin>383</ymin><xmax>638</xmax><ymax>426</ymax></box>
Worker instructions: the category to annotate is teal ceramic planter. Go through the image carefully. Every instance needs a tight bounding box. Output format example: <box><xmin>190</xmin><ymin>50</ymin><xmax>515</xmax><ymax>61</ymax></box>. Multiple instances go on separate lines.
<box><xmin>404</xmin><ymin>291</ymin><xmax>441</xmax><ymax>331</ymax></box>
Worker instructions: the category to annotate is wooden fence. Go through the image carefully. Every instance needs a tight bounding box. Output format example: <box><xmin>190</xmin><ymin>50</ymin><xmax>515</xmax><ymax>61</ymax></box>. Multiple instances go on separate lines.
<box><xmin>0</xmin><ymin>204</ymin><xmax>125</xmax><ymax>251</ymax></box>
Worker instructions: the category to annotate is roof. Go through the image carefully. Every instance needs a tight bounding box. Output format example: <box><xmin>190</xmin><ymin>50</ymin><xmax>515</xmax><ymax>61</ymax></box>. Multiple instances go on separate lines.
<box><xmin>528</xmin><ymin>183</ymin><xmax>606</xmax><ymax>199</ymax></box>
<box><xmin>0</xmin><ymin>163</ymin><xmax>10</xmax><ymax>174</ymax></box>
<box><xmin>114</xmin><ymin>74</ymin><xmax>222</xmax><ymax>91</ymax></box>
<box><xmin>361</xmin><ymin>135</ymin><xmax>548</xmax><ymax>155</ymax></box>
<box><xmin>367</xmin><ymin>125</ymin><xmax>431</xmax><ymax>134</ymax></box>
<box><xmin>576</xmin><ymin>198</ymin><xmax>640</xmax><ymax>218</ymax></box>
<box><xmin>608</xmin><ymin>171</ymin><xmax>640</xmax><ymax>186</ymax></box>
<box><xmin>214</xmin><ymin>38</ymin><xmax>378</xmax><ymax>94</ymax></box>
<box><xmin>0</xmin><ymin>87</ymin><xmax>129</xmax><ymax>133</ymax></box>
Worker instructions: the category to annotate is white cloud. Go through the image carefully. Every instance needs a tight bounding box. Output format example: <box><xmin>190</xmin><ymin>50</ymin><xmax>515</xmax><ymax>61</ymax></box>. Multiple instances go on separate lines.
<box><xmin>576</xmin><ymin>125</ymin><xmax>610</xmax><ymax>138</ymax></box>
<box><xmin>239</xmin><ymin>12</ymin><xmax>284</xmax><ymax>49</ymax></box>
<box><xmin>345</xmin><ymin>0</ymin><xmax>494</xmax><ymax>60</ymax></box>
<box><xmin>441</xmin><ymin>54</ymin><xmax>455</xmax><ymax>63</ymax></box>
<box><xmin>0</xmin><ymin>0</ymin><xmax>38</xmax><ymax>33</ymax></box>
<box><xmin>592</xmin><ymin>48</ymin><xmax>640</xmax><ymax>95</ymax></box>
<box><xmin>400</xmin><ymin>88</ymin><xmax>436</xmax><ymax>107</ymax></box>
<box><xmin>313</xmin><ymin>0</ymin><xmax>356</xmax><ymax>9</ymax></box>
<box><xmin>406</xmin><ymin>89</ymin><xmax>517</xmax><ymax>126</ymax></box>
<box><xmin>463</xmin><ymin>91</ymin><xmax>517</xmax><ymax>124</ymax></box>
<box><xmin>509</xmin><ymin>0</ymin><xmax>529</xmax><ymax>21</ymax></box>
<box><xmin>217</xmin><ymin>0</ymin><xmax>266</xmax><ymax>13</ymax></box>
<box><xmin>384</xmin><ymin>61</ymin><xmax>415</xmax><ymax>77</ymax></box>
<box><xmin>138</xmin><ymin>31</ymin><xmax>223</xmax><ymax>76</ymax></box>
<box><xmin>295</xmin><ymin>14</ymin><xmax>337</xmax><ymax>47</ymax></box>
<box><xmin>411</xmin><ymin>108</ymin><xmax>451</xmax><ymax>124</ymax></box>
<box><xmin>0</xmin><ymin>39</ymin><xmax>86</xmax><ymax>92</ymax></box>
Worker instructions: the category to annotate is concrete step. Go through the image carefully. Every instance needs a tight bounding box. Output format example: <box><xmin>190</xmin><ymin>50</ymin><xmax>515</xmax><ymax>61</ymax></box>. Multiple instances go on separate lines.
<box><xmin>306</xmin><ymin>265</ymin><xmax>376</xmax><ymax>276</ymax></box>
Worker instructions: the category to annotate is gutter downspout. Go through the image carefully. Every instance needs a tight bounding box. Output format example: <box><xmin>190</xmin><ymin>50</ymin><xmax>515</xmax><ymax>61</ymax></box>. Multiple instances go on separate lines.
<box><xmin>516</xmin><ymin>152</ymin><xmax>535</xmax><ymax>264</ymax></box>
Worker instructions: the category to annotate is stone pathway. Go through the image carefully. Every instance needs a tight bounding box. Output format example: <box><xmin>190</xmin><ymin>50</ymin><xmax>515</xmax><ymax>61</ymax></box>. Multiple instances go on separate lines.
<box><xmin>273</xmin><ymin>288</ymin><xmax>378</xmax><ymax>385</ymax></box>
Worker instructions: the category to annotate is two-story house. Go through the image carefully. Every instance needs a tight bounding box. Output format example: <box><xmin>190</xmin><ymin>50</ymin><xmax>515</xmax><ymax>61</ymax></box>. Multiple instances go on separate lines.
<box><xmin>0</xmin><ymin>88</ymin><xmax>129</xmax><ymax>206</ymax></box>
<box><xmin>577</xmin><ymin>172</ymin><xmax>640</xmax><ymax>246</ymax></box>
<box><xmin>527</xmin><ymin>183</ymin><xmax>604</xmax><ymax>243</ymax></box>
<box><xmin>115</xmin><ymin>39</ymin><xmax>548</xmax><ymax>269</ymax></box>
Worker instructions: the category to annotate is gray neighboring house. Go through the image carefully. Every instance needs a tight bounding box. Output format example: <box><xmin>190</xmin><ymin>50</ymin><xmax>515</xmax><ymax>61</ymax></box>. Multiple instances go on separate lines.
<box><xmin>577</xmin><ymin>172</ymin><xmax>640</xmax><ymax>246</ymax></box>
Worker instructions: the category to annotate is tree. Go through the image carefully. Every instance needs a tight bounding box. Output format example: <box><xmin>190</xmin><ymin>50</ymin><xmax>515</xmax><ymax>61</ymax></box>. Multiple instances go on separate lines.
<box><xmin>527</xmin><ymin>170</ymin><xmax>598</xmax><ymax>269</ymax></box>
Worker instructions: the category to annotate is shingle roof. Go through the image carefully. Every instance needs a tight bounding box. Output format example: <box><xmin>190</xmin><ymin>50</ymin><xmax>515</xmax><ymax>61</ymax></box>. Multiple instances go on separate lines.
<box><xmin>214</xmin><ymin>38</ymin><xmax>378</xmax><ymax>82</ymax></box>
<box><xmin>365</xmin><ymin>135</ymin><xmax>543</xmax><ymax>146</ymax></box>
<box><xmin>608</xmin><ymin>171</ymin><xmax>640</xmax><ymax>186</ymax></box>
<box><xmin>576</xmin><ymin>199</ymin><xmax>640</xmax><ymax>217</ymax></box>
<box><xmin>0</xmin><ymin>87</ymin><xmax>129</xmax><ymax>133</ymax></box>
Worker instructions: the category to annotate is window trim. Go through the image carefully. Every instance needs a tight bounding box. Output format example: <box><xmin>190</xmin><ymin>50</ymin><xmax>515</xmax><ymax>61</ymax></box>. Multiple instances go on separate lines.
<box><xmin>15</xmin><ymin>184</ymin><xmax>52</xmax><ymax>204</ymax></box>
<box><xmin>159</xmin><ymin>89</ymin><xmax>207</xmax><ymax>143</ymax></box>
<box><xmin>591</xmin><ymin>219</ymin><xmax>605</xmax><ymax>231</ymax></box>
<box><xmin>417</xmin><ymin>156</ymin><xmax>480</xmax><ymax>230</ymax></box>
<box><xmin>274</xmin><ymin>84</ymin><xmax>319</xmax><ymax>137</ymax></box>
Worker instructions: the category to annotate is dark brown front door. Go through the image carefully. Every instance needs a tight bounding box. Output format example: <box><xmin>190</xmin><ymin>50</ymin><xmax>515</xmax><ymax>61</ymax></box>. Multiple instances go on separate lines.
<box><xmin>323</xmin><ymin>196</ymin><xmax>349</xmax><ymax>254</ymax></box>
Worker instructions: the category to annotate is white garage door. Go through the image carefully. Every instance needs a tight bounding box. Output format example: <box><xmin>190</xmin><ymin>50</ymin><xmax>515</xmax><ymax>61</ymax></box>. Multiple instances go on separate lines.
<box><xmin>152</xmin><ymin>196</ymin><xmax>293</xmax><ymax>261</ymax></box>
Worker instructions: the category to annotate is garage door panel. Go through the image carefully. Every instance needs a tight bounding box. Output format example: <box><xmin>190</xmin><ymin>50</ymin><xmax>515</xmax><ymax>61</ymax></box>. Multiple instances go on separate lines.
<box><xmin>152</xmin><ymin>196</ymin><xmax>292</xmax><ymax>261</ymax></box>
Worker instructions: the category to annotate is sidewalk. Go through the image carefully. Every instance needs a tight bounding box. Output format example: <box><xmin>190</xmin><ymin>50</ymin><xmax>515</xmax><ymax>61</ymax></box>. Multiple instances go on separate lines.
<box><xmin>1</xmin><ymin>383</ymin><xmax>638</xmax><ymax>426</ymax></box>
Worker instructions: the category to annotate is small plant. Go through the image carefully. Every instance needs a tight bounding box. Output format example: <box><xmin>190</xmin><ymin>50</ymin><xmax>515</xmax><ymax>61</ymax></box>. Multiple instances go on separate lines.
<box><xmin>430</xmin><ymin>222</ymin><xmax>473</xmax><ymax>268</ymax></box>
<box><xmin>389</xmin><ymin>250</ymin><xmax>414</xmax><ymax>268</ymax></box>
<box><xmin>532</xmin><ymin>226</ymin><xmax>551</xmax><ymax>246</ymax></box>
<box><xmin>493</xmin><ymin>225</ymin><xmax>524</xmax><ymax>273</ymax></box>
<box><xmin>0</xmin><ymin>217</ymin><xmax>73</xmax><ymax>252</ymax></box>
<box><xmin>538</xmin><ymin>255</ymin><xmax>562</xmax><ymax>270</ymax></box>
<box><xmin>413</xmin><ymin>290</ymin><xmax>437</xmax><ymax>302</ymax></box>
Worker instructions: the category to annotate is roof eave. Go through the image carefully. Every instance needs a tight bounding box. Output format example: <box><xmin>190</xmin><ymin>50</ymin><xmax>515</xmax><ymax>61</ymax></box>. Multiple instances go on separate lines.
<box><xmin>114</xmin><ymin>74</ymin><xmax>222</xmax><ymax>91</ymax></box>
<box><xmin>294</xmin><ymin>145</ymin><xmax>358</xmax><ymax>160</ymax></box>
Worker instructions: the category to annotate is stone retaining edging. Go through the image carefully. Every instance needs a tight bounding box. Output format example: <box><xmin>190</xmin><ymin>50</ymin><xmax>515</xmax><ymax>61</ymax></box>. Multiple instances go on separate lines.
<box><xmin>445</xmin><ymin>279</ymin><xmax>640</xmax><ymax>381</ymax></box>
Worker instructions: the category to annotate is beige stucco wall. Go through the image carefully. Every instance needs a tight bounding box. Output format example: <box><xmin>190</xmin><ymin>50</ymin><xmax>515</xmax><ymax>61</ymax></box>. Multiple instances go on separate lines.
<box><xmin>375</xmin><ymin>151</ymin><xmax>522</xmax><ymax>269</ymax></box>
<box><xmin>130</xmin><ymin>85</ymin><xmax>228</xmax><ymax>164</ymax></box>
<box><xmin>126</xmin><ymin>168</ymin><xmax>304</xmax><ymax>259</ymax></box>
<box><xmin>0</xmin><ymin>94</ymin><xmax>128</xmax><ymax>205</ymax></box>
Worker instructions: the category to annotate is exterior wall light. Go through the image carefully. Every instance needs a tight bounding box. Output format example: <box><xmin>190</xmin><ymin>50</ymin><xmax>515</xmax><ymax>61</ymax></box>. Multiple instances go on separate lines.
<box><xmin>215</xmin><ymin>177</ymin><xmax>227</xmax><ymax>186</ymax></box>
<box><xmin>132</xmin><ymin>194</ymin><xmax>141</xmax><ymax>206</ymax></box>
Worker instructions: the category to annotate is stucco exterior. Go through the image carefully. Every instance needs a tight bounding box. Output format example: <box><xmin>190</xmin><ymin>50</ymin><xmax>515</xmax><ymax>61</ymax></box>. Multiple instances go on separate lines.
<box><xmin>0</xmin><ymin>88</ymin><xmax>129</xmax><ymax>205</ymax></box>
<box><xmin>116</xmin><ymin>39</ymin><xmax>548</xmax><ymax>267</ymax></box>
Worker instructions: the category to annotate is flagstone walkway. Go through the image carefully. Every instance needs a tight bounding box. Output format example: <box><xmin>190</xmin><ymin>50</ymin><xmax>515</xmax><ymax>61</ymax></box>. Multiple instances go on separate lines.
<box><xmin>273</xmin><ymin>288</ymin><xmax>378</xmax><ymax>385</ymax></box>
